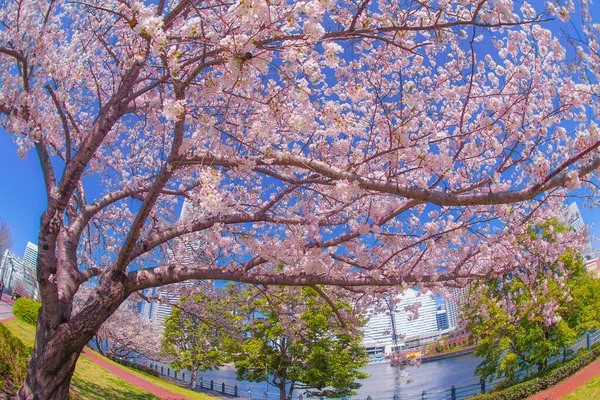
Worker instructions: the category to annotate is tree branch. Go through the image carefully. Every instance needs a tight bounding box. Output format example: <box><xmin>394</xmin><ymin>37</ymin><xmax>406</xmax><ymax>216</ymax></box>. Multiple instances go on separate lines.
<box><xmin>45</xmin><ymin>84</ymin><xmax>72</xmax><ymax>162</ymax></box>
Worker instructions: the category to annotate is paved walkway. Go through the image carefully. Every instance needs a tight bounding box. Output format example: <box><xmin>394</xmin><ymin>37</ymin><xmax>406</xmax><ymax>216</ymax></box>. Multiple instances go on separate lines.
<box><xmin>81</xmin><ymin>348</ymin><xmax>189</xmax><ymax>400</ymax></box>
<box><xmin>0</xmin><ymin>294</ymin><xmax>188</xmax><ymax>400</ymax></box>
<box><xmin>527</xmin><ymin>358</ymin><xmax>600</xmax><ymax>399</ymax></box>
<box><xmin>0</xmin><ymin>292</ymin><xmax>15</xmax><ymax>321</ymax></box>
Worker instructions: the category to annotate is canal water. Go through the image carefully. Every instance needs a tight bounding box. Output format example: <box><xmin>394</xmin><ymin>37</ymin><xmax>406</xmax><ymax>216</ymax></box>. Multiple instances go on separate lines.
<box><xmin>353</xmin><ymin>353</ymin><xmax>481</xmax><ymax>399</ymax></box>
<box><xmin>186</xmin><ymin>352</ymin><xmax>482</xmax><ymax>399</ymax></box>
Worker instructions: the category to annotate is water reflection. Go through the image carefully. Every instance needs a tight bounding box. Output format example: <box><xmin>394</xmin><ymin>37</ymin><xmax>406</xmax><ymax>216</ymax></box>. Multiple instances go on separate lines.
<box><xmin>189</xmin><ymin>353</ymin><xmax>482</xmax><ymax>399</ymax></box>
<box><xmin>354</xmin><ymin>354</ymin><xmax>481</xmax><ymax>399</ymax></box>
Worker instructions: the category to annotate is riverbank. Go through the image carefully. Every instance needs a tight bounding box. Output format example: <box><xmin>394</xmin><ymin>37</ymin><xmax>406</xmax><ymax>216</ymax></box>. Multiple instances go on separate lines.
<box><xmin>421</xmin><ymin>345</ymin><xmax>478</xmax><ymax>363</ymax></box>
<box><xmin>366</xmin><ymin>345</ymin><xmax>478</xmax><ymax>365</ymax></box>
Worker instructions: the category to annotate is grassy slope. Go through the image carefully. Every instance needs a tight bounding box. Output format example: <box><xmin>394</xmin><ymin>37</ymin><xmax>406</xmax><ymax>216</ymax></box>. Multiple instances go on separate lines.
<box><xmin>70</xmin><ymin>356</ymin><xmax>159</xmax><ymax>400</ymax></box>
<box><xmin>1</xmin><ymin>319</ymin><xmax>214</xmax><ymax>400</ymax></box>
<box><xmin>562</xmin><ymin>374</ymin><xmax>600</xmax><ymax>400</ymax></box>
<box><xmin>4</xmin><ymin>318</ymin><xmax>36</xmax><ymax>345</ymax></box>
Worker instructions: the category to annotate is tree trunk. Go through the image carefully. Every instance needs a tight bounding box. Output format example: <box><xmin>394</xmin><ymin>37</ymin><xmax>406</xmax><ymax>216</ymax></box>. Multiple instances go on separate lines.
<box><xmin>191</xmin><ymin>368</ymin><xmax>197</xmax><ymax>390</ymax></box>
<box><xmin>279</xmin><ymin>382</ymin><xmax>287</xmax><ymax>400</ymax></box>
<box><xmin>18</xmin><ymin>270</ymin><xmax>129</xmax><ymax>399</ymax></box>
<box><xmin>17</xmin><ymin>321</ymin><xmax>85</xmax><ymax>400</ymax></box>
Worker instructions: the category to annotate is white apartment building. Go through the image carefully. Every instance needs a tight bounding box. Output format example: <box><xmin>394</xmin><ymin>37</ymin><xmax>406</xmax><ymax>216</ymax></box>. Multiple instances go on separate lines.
<box><xmin>0</xmin><ymin>243</ymin><xmax>39</xmax><ymax>299</ymax></box>
<box><xmin>446</xmin><ymin>287</ymin><xmax>467</xmax><ymax>330</ymax></box>
<box><xmin>361</xmin><ymin>289</ymin><xmax>438</xmax><ymax>356</ymax></box>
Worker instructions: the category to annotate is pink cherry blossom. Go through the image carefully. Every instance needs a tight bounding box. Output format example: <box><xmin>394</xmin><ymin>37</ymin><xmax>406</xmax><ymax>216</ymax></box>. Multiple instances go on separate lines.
<box><xmin>1</xmin><ymin>0</ymin><xmax>599</xmax><ymax>397</ymax></box>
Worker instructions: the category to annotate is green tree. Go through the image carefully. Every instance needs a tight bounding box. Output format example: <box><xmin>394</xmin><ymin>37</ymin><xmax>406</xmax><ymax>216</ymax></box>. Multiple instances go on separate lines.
<box><xmin>231</xmin><ymin>286</ymin><xmax>368</xmax><ymax>400</ymax></box>
<box><xmin>161</xmin><ymin>290</ymin><xmax>234</xmax><ymax>389</ymax></box>
<box><xmin>462</xmin><ymin>249</ymin><xmax>600</xmax><ymax>384</ymax></box>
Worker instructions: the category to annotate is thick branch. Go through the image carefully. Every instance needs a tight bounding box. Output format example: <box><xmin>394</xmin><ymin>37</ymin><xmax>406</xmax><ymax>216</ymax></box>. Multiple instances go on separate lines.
<box><xmin>127</xmin><ymin>264</ymin><xmax>467</xmax><ymax>294</ymax></box>
<box><xmin>0</xmin><ymin>46</ymin><xmax>26</xmax><ymax>63</ymax></box>
<box><xmin>69</xmin><ymin>186</ymin><xmax>151</xmax><ymax>239</ymax></box>
<box><xmin>181</xmin><ymin>152</ymin><xmax>600</xmax><ymax>207</ymax></box>
<box><xmin>54</xmin><ymin>58</ymin><xmax>146</xmax><ymax>217</ymax></box>
<box><xmin>114</xmin><ymin>90</ymin><xmax>187</xmax><ymax>271</ymax></box>
<box><xmin>131</xmin><ymin>212</ymin><xmax>268</xmax><ymax>261</ymax></box>
<box><xmin>35</xmin><ymin>141</ymin><xmax>57</xmax><ymax>198</ymax></box>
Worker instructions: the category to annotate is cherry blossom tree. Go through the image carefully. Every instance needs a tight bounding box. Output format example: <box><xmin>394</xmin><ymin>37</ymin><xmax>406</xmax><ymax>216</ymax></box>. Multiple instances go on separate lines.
<box><xmin>93</xmin><ymin>304</ymin><xmax>162</xmax><ymax>360</ymax></box>
<box><xmin>462</xmin><ymin>247</ymin><xmax>600</xmax><ymax>382</ymax></box>
<box><xmin>74</xmin><ymin>287</ymin><xmax>162</xmax><ymax>360</ymax></box>
<box><xmin>1</xmin><ymin>0</ymin><xmax>599</xmax><ymax>398</ymax></box>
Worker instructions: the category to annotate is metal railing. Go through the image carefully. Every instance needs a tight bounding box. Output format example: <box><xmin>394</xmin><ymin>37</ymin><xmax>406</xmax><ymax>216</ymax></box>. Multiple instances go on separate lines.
<box><xmin>148</xmin><ymin>363</ymin><xmax>243</xmax><ymax>397</ymax></box>
<box><xmin>146</xmin><ymin>330</ymin><xmax>600</xmax><ymax>400</ymax></box>
<box><xmin>352</xmin><ymin>330</ymin><xmax>600</xmax><ymax>400</ymax></box>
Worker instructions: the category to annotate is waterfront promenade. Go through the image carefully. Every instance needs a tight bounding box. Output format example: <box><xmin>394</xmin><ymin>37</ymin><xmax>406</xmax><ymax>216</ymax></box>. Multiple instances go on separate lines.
<box><xmin>1</xmin><ymin>293</ymin><xmax>600</xmax><ymax>399</ymax></box>
<box><xmin>526</xmin><ymin>359</ymin><xmax>600</xmax><ymax>399</ymax></box>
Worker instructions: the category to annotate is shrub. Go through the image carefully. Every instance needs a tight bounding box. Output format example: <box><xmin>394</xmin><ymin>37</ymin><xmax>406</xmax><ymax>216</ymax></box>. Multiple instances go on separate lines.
<box><xmin>470</xmin><ymin>344</ymin><xmax>600</xmax><ymax>400</ymax></box>
<box><xmin>12</xmin><ymin>298</ymin><xmax>41</xmax><ymax>326</ymax></box>
<box><xmin>106</xmin><ymin>355</ymin><xmax>160</xmax><ymax>377</ymax></box>
<box><xmin>0</xmin><ymin>324</ymin><xmax>32</xmax><ymax>397</ymax></box>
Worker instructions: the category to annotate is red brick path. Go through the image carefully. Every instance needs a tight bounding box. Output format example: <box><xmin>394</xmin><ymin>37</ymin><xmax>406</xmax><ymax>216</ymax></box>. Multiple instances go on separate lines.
<box><xmin>527</xmin><ymin>357</ymin><xmax>600</xmax><ymax>400</ymax></box>
<box><xmin>81</xmin><ymin>349</ymin><xmax>190</xmax><ymax>400</ymax></box>
<box><xmin>0</xmin><ymin>292</ymin><xmax>15</xmax><ymax>322</ymax></box>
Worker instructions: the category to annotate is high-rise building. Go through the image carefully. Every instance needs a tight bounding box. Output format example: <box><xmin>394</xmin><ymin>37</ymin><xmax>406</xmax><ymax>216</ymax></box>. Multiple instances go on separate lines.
<box><xmin>562</xmin><ymin>202</ymin><xmax>593</xmax><ymax>258</ymax></box>
<box><xmin>361</xmin><ymin>289</ymin><xmax>438</xmax><ymax>356</ymax></box>
<box><xmin>138</xmin><ymin>286</ymin><xmax>186</xmax><ymax>327</ymax></box>
<box><xmin>436</xmin><ymin>305</ymin><xmax>449</xmax><ymax>331</ymax></box>
<box><xmin>445</xmin><ymin>287</ymin><xmax>467</xmax><ymax>330</ymax></box>
<box><xmin>564</xmin><ymin>202</ymin><xmax>585</xmax><ymax>233</ymax></box>
<box><xmin>0</xmin><ymin>249</ymin><xmax>20</xmax><ymax>290</ymax></box>
<box><xmin>361</xmin><ymin>298</ymin><xmax>398</xmax><ymax>357</ymax></box>
<box><xmin>0</xmin><ymin>246</ymin><xmax>38</xmax><ymax>299</ymax></box>
<box><xmin>23</xmin><ymin>242</ymin><xmax>38</xmax><ymax>270</ymax></box>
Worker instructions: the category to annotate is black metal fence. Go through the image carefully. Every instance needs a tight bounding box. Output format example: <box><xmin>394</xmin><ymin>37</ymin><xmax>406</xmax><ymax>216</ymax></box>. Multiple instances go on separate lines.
<box><xmin>352</xmin><ymin>330</ymin><xmax>600</xmax><ymax>400</ymax></box>
<box><xmin>147</xmin><ymin>330</ymin><xmax>600</xmax><ymax>400</ymax></box>
<box><xmin>148</xmin><ymin>363</ymin><xmax>243</xmax><ymax>397</ymax></box>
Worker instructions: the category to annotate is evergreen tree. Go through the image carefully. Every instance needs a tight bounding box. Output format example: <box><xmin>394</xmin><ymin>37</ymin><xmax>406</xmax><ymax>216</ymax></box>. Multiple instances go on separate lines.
<box><xmin>232</xmin><ymin>286</ymin><xmax>368</xmax><ymax>400</ymax></box>
<box><xmin>161</xmin><ymin>291</ymin><xmax>234</xmax><ymax>390</ymax></box>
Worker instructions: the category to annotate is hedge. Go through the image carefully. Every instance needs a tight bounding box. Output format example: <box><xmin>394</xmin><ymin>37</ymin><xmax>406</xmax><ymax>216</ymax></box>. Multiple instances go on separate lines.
<box><xmin>0</xmin><ymin>324</ymin><xmax>32</xmax><ymax>397</ymax></box>
<box><xmin>470</xmin><ymin>343</ymin><xmax>600</xmax><ymax>400</ymax></box>
<box><xmin>107</xmin><ymin>355</ymin><xmax>160</xmax><ymax>377</ymax></box>
<box><xmin>12</xmin><ymin>298</ymin><xmax>41</xmax><ymax>326</ymax></box>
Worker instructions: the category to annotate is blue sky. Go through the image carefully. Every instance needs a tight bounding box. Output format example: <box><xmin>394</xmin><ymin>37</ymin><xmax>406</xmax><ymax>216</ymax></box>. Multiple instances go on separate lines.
<box><xmin>0</xmin><ymin>132</ymin><xmax>48</xmax><ymax>257</ymax></box>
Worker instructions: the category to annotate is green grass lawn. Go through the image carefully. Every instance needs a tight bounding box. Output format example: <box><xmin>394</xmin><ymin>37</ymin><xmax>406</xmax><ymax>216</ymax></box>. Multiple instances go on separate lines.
<box><xmin>1</xmin><ymin>319</ymin><xmax>215</xmax><ymax>400</ymax></box>
<box><xmin>562</xmin><ymin>374</ymin><xmax>600</xmax><ymax>400</ymax></box>
<box><xmin>4</xmin><ymin>318</ymin><xmax>37</xmax><ymax>346</ymax></box>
